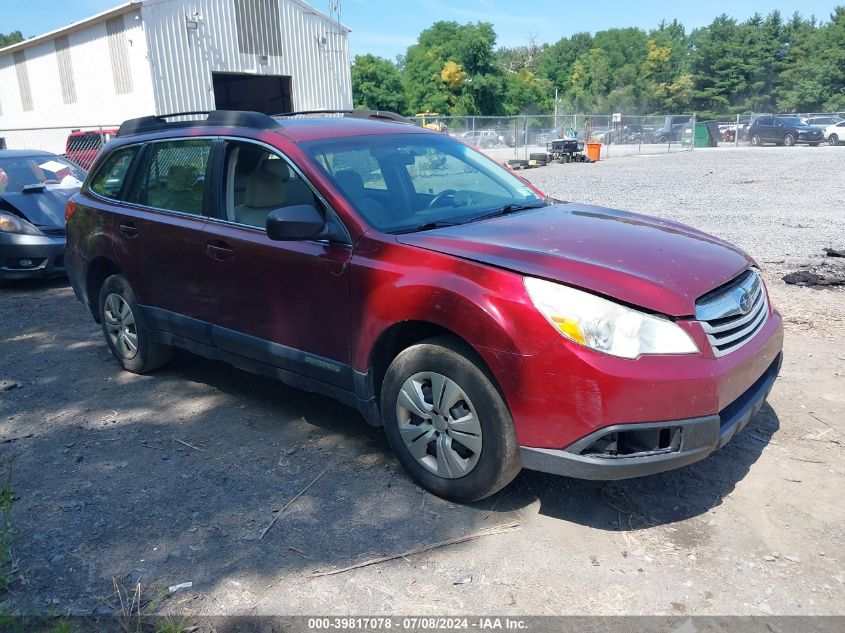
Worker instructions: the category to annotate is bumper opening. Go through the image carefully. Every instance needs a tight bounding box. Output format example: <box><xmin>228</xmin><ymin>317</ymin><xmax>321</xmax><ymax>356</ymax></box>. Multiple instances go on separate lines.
<box><xmin>3</xmin><ymin>257</ymin><xmax>47</xmax><ymax>270</ymax></box>
<box><xmin>579</xmin><ymin>426</ymin><xmax>682</xmax><ymax>459</ymax></box>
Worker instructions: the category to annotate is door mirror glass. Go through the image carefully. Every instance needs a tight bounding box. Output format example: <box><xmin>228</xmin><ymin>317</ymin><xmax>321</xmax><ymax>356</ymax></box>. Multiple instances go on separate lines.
<box><xmin>266</xmin><ymin>204</ymin><xmax>325</xmax><ymax>241</ymax></box>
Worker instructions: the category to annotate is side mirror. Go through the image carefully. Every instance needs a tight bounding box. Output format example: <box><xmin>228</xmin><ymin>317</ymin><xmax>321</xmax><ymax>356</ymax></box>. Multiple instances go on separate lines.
<box><xmin>266</xmin><ymin>205</ymin><xmax>325</xmax><ymax>241</ymax></box>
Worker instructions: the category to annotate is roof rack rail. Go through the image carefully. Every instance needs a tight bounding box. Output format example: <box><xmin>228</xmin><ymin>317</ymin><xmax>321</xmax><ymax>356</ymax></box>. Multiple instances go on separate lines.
<box><xmin>117</xmin><ymin>110</ymin><xmax>282</xmax><ymax>137</ymax></box>
<box><xmin>273</xmin><ymin>109</ymin><xmax>412</xmax><ymax>124</ymax></box>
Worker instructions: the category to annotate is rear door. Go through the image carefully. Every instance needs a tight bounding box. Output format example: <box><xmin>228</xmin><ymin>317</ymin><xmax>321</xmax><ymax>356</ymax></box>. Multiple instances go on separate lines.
<box><xmin>112</xmin><ymin>138</ymin><xmax>216</xmax><ymax>338</ymax></box>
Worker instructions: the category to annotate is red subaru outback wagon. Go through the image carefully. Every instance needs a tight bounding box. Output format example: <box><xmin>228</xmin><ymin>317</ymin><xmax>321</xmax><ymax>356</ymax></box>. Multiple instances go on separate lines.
<box><xmin>65</xmin><ymin>111</ymin><xmax>783</xmax><ymax>501</ymax></box>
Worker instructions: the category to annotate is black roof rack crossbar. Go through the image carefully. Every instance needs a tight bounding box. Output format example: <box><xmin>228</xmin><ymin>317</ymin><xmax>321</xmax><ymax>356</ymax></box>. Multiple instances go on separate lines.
<box><xmin>272</xmin><ymin>109</ymin><xmax>412</xmax><ymax>124</ymax></box>
<box><xmin>117</xmin><ymin>110</ymin><xmax>282</xmax><ymax>137</ymax></box>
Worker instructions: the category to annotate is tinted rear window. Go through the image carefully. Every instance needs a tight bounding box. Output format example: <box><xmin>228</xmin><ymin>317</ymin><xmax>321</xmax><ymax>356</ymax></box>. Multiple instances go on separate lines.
<box><xmin>89</xmin><ymin>146</ymin><xmax>139</xmax><ymax>200</ymax></box>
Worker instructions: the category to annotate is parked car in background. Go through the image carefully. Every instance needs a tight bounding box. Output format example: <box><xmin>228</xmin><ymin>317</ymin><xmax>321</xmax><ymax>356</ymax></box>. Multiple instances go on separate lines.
<box><xmin>823</xmin><ymin>121</ymin><xmax>845</xmax><ymax>145</ymax></box>
<box><xmin>605</xmin><ymin>124</ymin><xmax>654</xmax><ymax>145</ymax></box>
<box><xmin>0</xmin><ymin>150</ymin><xmax>86</xmax><ymax>282</ymax></box>
<box><xmin>65</xmin><ymin>129</ymin><xmax>118</xmax><ymax>170</ymax></box>
<box><xmin>536</xmin><ymin>127</ymin><xmax>563</xmax><ymax>145</ymax></box>
<box><xmin>652</xmin><ymin>115</ymin><xmax>692</xmax><ymax>143</ymax></box>
<box><xmin>459</xmin><ymin>129</ymin><xmax>503</xmax><ymax>148</ymax></box>
<box><xmin>66</xmin><ymin>110</ymin><xmax>783</xmax><ymax>501</ymax></box>
<box><xmin>803</xmin><ymin>115</ymin><xmax>844</xmax><ymax>127</ymax></box>
<box><xmin>748</xmin><ymin>116</ymin><xmax>825</xmax><ymax>146</ymax></box>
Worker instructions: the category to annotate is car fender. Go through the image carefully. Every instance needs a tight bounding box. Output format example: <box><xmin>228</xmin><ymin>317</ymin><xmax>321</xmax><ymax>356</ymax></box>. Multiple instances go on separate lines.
<box><xmin>349</xmin><ymin>235</ymin><xmax>558</xmax><ymax>374</ymax></box>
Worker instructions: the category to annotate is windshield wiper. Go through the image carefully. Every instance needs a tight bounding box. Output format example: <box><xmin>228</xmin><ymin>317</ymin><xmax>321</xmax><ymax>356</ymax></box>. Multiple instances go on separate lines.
<box><xmin>391</xmin><ymin>221</ymin><xmax>463</xmax><ymax>234</ymax></box>
<box><xmin>468</xmin><ymin>200</ymin><xmax>547</xmax><ymax>223</ymax></box>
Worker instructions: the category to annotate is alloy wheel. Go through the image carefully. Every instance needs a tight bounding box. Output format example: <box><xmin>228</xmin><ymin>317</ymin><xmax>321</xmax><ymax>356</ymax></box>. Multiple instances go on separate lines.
<box><xmin>395</xmin><ymin>371</ymin><xmax>482</xmax><ymax>479</ymax></box>
<box><xmin>830</xmin><ymin>134</ymin><xmax>839</xmax><ymax>146</ymax></box>
<box><xmin>784</xmin><ymin>134</ymin><xmax>795</xmax><ymax>146</ymax></box>
<box><xmin>103</xmin><ymin>293</ymin><xmax>139</xmax><ymax>360</ymax></box>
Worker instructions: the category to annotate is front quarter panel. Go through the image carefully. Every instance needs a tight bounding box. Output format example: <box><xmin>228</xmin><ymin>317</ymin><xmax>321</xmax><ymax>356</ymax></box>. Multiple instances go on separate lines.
<box><xmin>350</xmin><ymin>235</ymin><xmax>559</xmax><ymax>371</ymax></box>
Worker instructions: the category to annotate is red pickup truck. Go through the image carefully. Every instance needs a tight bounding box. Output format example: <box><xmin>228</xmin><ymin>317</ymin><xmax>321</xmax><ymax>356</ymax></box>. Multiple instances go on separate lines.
<box><xmin>65</xmin><ymin>129</ymin><xmax>118</xmax><ymax>170</ymax></box>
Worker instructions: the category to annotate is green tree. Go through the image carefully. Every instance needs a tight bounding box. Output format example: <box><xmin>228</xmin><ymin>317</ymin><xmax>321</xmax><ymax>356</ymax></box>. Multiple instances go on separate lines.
<box><xmin>689</xmin><ymin>15</ymin><xmax>748</xmax><ymax>117</ymax></box>
<box><xmin>351</xmin><ymin>54</ymin><xmax>407</xmax><ymax>113</ymax></box>
<box><xmin>403</xmin><ymin>21</ymin><xmax>502</xmax><ymax>115</ymax></box>
<box><xmin>0</xmin><ymin>31</ymin><xmax>24</xmax><ymax>48</ymax></box>
<box><xmin>777</xmin><ymin>7</ymin><xmax>845</xmax><ymax>111</ymax></box>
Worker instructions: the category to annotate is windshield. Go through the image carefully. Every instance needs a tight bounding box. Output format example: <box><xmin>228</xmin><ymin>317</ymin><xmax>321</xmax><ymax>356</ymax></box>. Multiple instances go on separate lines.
<box><xmin>299</xmin><ymin>133</ymin><xmax>544</xmax><ymax>233</ymax></box>
<box><xmin>0</xmin><ymin>154</ymin><xmax>86</xmax><ymax>193</ymax></box>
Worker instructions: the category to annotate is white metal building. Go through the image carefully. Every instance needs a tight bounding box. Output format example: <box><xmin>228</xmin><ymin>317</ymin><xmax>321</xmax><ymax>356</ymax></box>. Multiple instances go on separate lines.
<box><xmin>0</xmin><ymin>0</ymin><xmax>352</xmax><ymax>132</ymax></box>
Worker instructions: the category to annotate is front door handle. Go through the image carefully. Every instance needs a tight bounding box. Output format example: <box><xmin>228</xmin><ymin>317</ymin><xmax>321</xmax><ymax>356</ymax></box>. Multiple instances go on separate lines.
<box><xmin>205</xmin><ymin>240</ymin><xmax>234</xmax><ymax>261</ymax></box>
<box><xmin>119</xmin><ymin>222</ymin><xmax>139</xmax><ymax>239</ymax></box>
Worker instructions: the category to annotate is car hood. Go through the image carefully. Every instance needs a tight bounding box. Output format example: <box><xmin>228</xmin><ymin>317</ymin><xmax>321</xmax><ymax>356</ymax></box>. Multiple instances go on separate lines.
<box><xmin>0</xmin><ymin>187</ymin><xmax>77</xmax><ymax>229</ymax></box>
<box><xmin>396</xmin><ymin>204</ymin><xmax>753</xmax><ymax>316</ymax></box>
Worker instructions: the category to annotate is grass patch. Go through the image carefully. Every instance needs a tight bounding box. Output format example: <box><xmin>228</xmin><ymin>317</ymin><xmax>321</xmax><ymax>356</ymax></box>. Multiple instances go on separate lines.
<box><xmin>0</xmin><ymin>458</ymin><xmax>15</xmax><ymax>592</ymax></box>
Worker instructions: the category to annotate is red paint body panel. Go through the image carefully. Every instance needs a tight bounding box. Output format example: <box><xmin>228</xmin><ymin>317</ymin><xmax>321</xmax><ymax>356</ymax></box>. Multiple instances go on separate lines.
<box><xmin>199</xmin><ymin>220</ymin><xmax>353</xmax><ymax>362</ymax></box>
<box><xmin>397</xmin><ymin>204</ymin><xmax>753</xmax><ymax>317</ymax></box>
<box><xmin>483</xmin><ymin>309</ymin><xmax>783</xmax><ymax>448</ymax></box>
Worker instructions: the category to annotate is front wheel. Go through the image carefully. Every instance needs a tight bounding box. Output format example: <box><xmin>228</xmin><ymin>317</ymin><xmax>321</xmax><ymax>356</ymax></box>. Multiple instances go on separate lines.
<box><xmin>750</xmin><ymin>134</ymin><xmax>762</xmax><ymax>146</ymax></box>
<box><xmin>829</xmin><ymin>134</ymin><xmax>839</xmax><ymax>146</ymax></box>
<box><xmin>783</xmin><ymin>134</ymin><xmax>795</xmax><ymax>146</ymax></box>
<box><xmin>99</xmin><ymin>274</ymin><xmax>172</xmax><ymax>374</ymax></box>
<box><xmin>381</xmin><ymin>337</ymin><xmax>521</xmax><ymax>502</ymax></box>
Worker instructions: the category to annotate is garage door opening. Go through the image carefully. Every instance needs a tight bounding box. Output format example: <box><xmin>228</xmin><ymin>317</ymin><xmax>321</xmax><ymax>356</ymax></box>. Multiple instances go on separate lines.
<box><xmin>212</xmin><ymin>73</ymin><xmax>292</xmax><ymax>115</ymax></box>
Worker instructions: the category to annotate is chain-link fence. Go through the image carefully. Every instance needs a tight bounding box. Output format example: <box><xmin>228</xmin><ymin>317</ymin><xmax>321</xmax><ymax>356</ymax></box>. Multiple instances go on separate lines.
<box><xmin>0</xmin><ymin>125</ymin><xmax>119</xmax><ymax>171</ymax></box>
<box><xmin>412</xmin><ymin>113</ymin><xmax>697</xmax><ymax>161</ymax></box>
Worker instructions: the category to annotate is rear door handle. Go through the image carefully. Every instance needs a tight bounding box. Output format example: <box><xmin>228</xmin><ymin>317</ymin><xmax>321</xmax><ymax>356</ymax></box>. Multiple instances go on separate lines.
<box><xmin>205</xmin><ymin>240</ymin><xmax>234</xmax><ymax>261</ymax></box>
<box><xmin>119</xmin><ymin>222</ymin><xmax>139</xmax><ymax>239</ymax></box>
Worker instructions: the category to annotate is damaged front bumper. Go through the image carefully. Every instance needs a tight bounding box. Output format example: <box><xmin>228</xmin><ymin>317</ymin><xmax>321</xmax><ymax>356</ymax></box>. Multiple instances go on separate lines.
<box><xmin>519</xmin><ymin>353</ymin><xmax>782</xmax><ymax>480</ymax></box>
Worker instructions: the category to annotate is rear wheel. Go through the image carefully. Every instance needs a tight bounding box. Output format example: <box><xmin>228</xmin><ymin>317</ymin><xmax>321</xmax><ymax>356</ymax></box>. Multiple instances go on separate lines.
<box><xmin>829</xmin><ymin>134</ymin><xmax>839</xmax><ymax>146</ymax></box>
<box><xmin>783</xmin><ymin>134</ymin><xmax>795</xmax><ymax>146</ymax></box>
<box><xmin>381</xmin><ymin>337</ymin><xmax>520</xmax><ymax>502</ymax></box>
<box><xmin>750</xmin><ymin>133</ymin><xmax>762</xmax><ymax>146</ymax></box>
<box><xmin>98</xmin><ymin>275</ymin><xmax>172</xmax><ymax>374</ymax></box>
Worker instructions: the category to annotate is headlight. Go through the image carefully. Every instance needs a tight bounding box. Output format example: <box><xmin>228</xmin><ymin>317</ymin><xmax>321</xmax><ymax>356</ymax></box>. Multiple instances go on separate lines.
<box><xmin>524</xmin><ymin>277</ymin><xmax>699</xmax><ymax>359</ymax></box>
<box><xmin>0</xmin><ymin>210</ymin><xmax>42</xmax><ymax>235</ymax></box>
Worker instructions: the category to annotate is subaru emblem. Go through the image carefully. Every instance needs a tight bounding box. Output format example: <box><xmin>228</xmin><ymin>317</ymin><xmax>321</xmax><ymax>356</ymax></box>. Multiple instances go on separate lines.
<box><xmin>738</xmin><ymin>290</ymin><xmax>752</xmax><ymax>314</ymax></box>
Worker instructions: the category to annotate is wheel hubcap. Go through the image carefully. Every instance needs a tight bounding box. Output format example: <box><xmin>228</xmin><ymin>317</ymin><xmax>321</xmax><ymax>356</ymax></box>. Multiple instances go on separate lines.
<box><xmin>103</xmin><ymin>293</ymin><xmax>138</xmax><ymax>360</ymax></box>
<box><xmin>395</xmin><ymin>371</ymin><xmax>482</xmax><ymax>479</ymax></box>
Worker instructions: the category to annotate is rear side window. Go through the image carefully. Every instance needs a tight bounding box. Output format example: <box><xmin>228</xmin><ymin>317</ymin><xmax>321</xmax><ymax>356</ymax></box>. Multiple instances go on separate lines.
<box><xmin>89</xmin><ymin>146</ymin><xmax>139</xmax><ymax>199</ymax></box>
<box><xmin>127</xmin><ymin>140</ymin><xmax>212</xmax><ymax>215</ymax></box>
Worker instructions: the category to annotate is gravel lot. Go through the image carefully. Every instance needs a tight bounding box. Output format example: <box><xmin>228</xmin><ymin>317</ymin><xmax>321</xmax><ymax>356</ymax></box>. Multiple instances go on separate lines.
<box><xmin>0</xmin><ymin>146</ymin><xmax>843</xmax><ymax>619</ymax></box>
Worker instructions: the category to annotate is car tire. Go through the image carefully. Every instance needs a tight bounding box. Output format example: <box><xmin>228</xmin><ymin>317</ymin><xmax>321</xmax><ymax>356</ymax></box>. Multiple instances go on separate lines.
<box><xmin>829</xmin><ymin>134</ymin><xmax>839</xmax><ymax>146</ymax></box>
<box><xmin>529</xmin><ymin>152</ymin><xmax>548</xmax><ymax>162</ymax></box>
<box><xmin>750</xmin><ymin>134</ymin><xmax>762</xmax><ymax>146</ymax></box>
<box><xmin>783</xmin><ymin>134</ymin><xmax>795</xmax><ymax>146</ymax></box>
<box><xmin>98</xmin><ymin>274</ymin><xmax>172</xmax><ymax>374</ymax></box>
<box><xmin>380</xmin><ymin>336</ymin><xmax>521</xmax><ymax>502</ymax></box>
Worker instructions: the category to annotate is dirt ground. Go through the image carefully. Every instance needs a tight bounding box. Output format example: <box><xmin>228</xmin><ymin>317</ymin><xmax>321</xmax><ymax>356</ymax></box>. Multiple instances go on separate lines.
<box><xmin>1</xmin><ymin>149</ymin><xmax>843</xmax><ymax>618</ymax></box>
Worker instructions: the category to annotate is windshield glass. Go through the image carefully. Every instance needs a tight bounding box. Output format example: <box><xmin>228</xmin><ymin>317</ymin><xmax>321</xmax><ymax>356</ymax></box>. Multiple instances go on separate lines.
<box><xmin>299</xmin><ymin>133</ymin><xmax>544</xmax><ymax>232</ymax></box>
<box><xmin>0</xmin><ymin>154</ymin><xmax>86</xmax><ymax>193</ymax></box>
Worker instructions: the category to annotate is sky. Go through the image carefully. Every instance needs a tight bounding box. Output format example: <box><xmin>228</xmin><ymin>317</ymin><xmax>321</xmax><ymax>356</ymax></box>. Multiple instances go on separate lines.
<box><xmin>4</xmin><ymin>0</ymin><xmax>841</xmax><ymax>59</ymax></box>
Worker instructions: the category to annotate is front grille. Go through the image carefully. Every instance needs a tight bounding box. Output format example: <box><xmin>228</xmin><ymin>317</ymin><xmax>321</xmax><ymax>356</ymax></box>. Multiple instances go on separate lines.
<box><xmin>39</xmin><ymin>227</ymin><xmax>66</xmax><ymax>238</ymax></box>
<box><xmin>696</xmin><ymin>270</ymin><xmax>769</xmax><ymax>357</ymax></box>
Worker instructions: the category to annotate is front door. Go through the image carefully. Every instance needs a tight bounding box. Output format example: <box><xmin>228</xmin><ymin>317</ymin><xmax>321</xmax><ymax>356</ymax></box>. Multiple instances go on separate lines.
<box><xmin>200</xmin><ymin>140</ymin><xmax>353</xmax><ymax>386</ymax></box>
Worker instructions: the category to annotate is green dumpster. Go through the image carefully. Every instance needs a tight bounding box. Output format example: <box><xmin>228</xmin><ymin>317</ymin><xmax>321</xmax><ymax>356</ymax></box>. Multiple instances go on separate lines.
<box><xmin>694</xmin><ymin>122</ymin><xmax>714</xmax><ymax>147</ymax></box>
